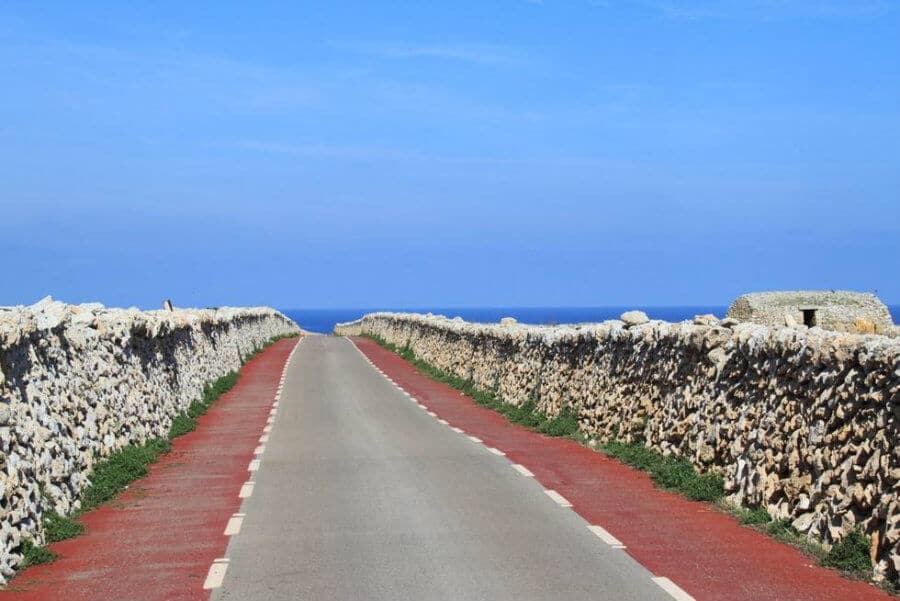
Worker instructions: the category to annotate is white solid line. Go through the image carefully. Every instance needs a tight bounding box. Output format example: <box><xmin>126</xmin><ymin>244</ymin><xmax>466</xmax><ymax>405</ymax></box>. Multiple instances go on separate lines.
<box><xmin>512</xmin><ymin>464</ymin><xmax>534</xmax><ymax>477</ymax></box>
<box><xmin>468</xmin><ymin>436</ymin><xmax>482</xmax><ymax>443</ymax></box>
<box><xmin>544</xmin><ymin>489</ymin><xmax>572</xmax><ymax>507</ymax></box>
<box><xmin>437</xmin><ymin>419</ymin><xmax>449</xmax><ymax>425</ymax></box>
<box><xmin>652</xmin><ymin>577</ymin><xmax>695</xmax><ymax>601</ymax></box>
<box><xmin>259</xmin><ymin>434</ymin><xmax>269</xmax><ymax>443</ymax></box>
<box><xmin>254</xmin><ymin>445</ymin><xmax>265</xmax><ymax>455</ymax></box>
<box><xmin>248</xmin><ymin>459</ymin><xmax>260</xmax><ymax>471</ymax></box>
<box><xmin>203</xmin><ymin>558</ymin><xmax>229</xmax><ymax>589</ymax></box>
<box><xmin>587</xmin><ymin>525</ymin><xmax>625</xmax><ymax>548</ymax></box>
<box><xmin>224</xmin><ymin>514</ymin><xmax>245</xmax><ymax>536</ymax></box>
<box><xmin>239</xmin><ymin>481</ymin><xmax>254</xmax><ymax>498</ymax></box>
<box><xmin>451</xmin><ymin>427</ymin><xmax>464</xmax><ymax>433</ymax></box>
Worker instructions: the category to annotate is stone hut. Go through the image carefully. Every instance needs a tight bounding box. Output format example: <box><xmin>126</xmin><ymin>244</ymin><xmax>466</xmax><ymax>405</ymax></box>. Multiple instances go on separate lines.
<box><xmin>726</xmin><ymin>290</ymin><xmax>894</xmax><ymax>334</ymax></box>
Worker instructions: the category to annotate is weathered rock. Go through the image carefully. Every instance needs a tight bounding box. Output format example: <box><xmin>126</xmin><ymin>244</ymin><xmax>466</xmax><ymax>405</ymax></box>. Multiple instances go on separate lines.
<box><xmin>620</xmin><ymin>311</ymin><xmax>649</xmax><ymax>326</ymax></box>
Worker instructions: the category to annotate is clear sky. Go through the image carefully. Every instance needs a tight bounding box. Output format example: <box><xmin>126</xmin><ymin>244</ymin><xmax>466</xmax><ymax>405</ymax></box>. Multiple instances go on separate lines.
<box><xmin>2</xmin><ymin>1</ymin><xmax>898</xmax><ymax>309</ymax></box>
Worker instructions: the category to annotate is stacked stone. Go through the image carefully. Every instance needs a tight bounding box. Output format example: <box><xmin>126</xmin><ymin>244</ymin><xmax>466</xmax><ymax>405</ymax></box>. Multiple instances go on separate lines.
<box><xmin>0</xmin><ymin>298</ymin><xmax>299</xmax><ymax>582</ymax></box>
<box><xmin>335</xmin><ymin>311</ymin><xmax>900</xmax><ymax>583</ymax></box>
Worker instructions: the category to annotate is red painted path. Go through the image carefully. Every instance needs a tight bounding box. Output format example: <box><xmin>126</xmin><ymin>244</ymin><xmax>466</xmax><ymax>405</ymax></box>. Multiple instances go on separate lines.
<box><xmin>352</xmin><ymin>336</ymin><xmax>893</xmax><ymax>601</ymax></box>
<box><xmin>1</xmin><ymin>337</ymin><xmax>297</xmax><ymax>601</ymax></box>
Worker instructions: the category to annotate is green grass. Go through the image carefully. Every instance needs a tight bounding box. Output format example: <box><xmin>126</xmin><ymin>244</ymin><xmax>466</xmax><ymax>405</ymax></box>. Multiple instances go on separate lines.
<box><xmin>20</xmin><ymin>540</ymin><xmax>57</xmax><ymax>567</ymax></box>
<box><xmin>20</xmin><ymin>332</ymin><xmax>297</xmax><ymax>568</ymax></box>
<box><xmin>735</xmin><ymin>505</ymin><xmax>772</xmax><ymax>525</ymax></box>
<box><xmin>42</xmin><ymin>510</ymin><xmax>85</xmax><ymax>542</ymax></box>
<box><xmin>823</xmin><ymin>528</ymin><xmax>873</xmax><ymax>574</ymax></box>
<box><xmin>362</xmin><ymin>334</ymin><xmax>579</xmax><ymax>439</ymax></box>
<box><xmin>600</xmin><ymin>440</ymin><xmax>725</xmax><ymax>502</ymax></box>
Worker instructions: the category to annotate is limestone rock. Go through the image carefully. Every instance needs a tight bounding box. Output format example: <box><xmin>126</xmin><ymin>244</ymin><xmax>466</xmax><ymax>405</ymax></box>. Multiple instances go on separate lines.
<box><xmin>620</xmin><ymin>311</ymin><xmax>649</xmax><ymax>327</ymax></box>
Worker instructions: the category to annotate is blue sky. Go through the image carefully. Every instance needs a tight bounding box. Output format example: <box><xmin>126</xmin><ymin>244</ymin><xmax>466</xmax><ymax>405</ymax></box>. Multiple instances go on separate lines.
<box><xmin>2</xmin><ymin>1</ymin><xmax>898</xmax><ymax>309</ymax></box>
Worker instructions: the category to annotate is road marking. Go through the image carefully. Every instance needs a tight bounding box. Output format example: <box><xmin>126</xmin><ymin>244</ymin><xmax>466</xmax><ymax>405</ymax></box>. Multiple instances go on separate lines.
<box><xmin>437</xmin><ymin>419</ymin><xmax>449</xmax><ymax>425</ymax></box>
<box><xmin>652</xmin><ymin>577</ymin><xmax>695</xmax><ymax>601</ymax></box>
<box><xmin>248</xmin><ymin>459</ymin><xmax>260</xmax><ymax>471</ymax></box>
<box><xmin>266</xmin><ymin>416</ymin><xmax>274</xmax><ymax>424</ymax></box>
<box><xmin>487</xmin><ymin>447</ymin><xmax>505</xmax><ymax>456</ymax></box>
<box><xmin>512</xmin><ymin>464</ymin><xmax>534</xmax><ymax>477</ymax></box>
<box><xmin>587</xmin><ymin>525</ymin><xmax>626</xmax><ymax>548</ymax></box>
<box><xmin>263</xmin><ymin>425</ymin><xmax>272</xmax><ymax>433</ymax></box>
<box><xmin>468</xmin><ymin>436</ymin><xmax>482</xmax><ymax>443</ymax></box>
<box><xmin>544</xmin><ymin>489</ymin><xmax>572</xmax><ymax>507</ymax></box>
<box><xmin>404</xmin><ymin>392</ymin><xmax>412</xmax><ymax>397</ymax></box>
<box><xmin>451</xmin><ymin>427</ymin><xmax>464</xmax><ymax>433</ymax></box>
<box><xmin>224</xmin><ymin>514</ymin><xmax>245</xmax><ymax>536</ymax></box>
<box><xmin>239</xmin><ymin>481</ymin><xmax>254</xmax><ymax>498</ymax></box>
<box><xmin>254</xmin><ymin>445</ymin><xmax>265</xmax><ymax>455</ymax></box>
<box><xmin>203</xmin><ymin>558</ymin><xmax>230</xmax><ymax>589</ymax></box>
<box><xmin>427</xmin><ymin>411</ymin><xmax>437</xmax><ymax>417</ymax></box>
<box><xmin>259</xmin><ymin>434</ymin><xmax>269</xmax><ymax>443</ymax></box>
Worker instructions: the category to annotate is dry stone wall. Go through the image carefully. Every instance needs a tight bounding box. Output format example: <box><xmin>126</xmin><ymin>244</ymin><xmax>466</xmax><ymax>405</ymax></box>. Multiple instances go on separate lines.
<box><xmin>0</xmin><ymin>298</ymin><xmax>298</xmax><ymax>582</ymax></box>
<box><xmin>336</xmin><ymin>312</ymin><xmax>900</xmax><ymax>582</ymax></box>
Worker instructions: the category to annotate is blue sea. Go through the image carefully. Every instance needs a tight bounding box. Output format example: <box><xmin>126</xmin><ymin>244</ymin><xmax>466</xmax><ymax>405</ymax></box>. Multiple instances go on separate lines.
<box><xmin>283</xmin><ymin>305</ymin><xmax>900</xmax><ymax>334</ymax></box>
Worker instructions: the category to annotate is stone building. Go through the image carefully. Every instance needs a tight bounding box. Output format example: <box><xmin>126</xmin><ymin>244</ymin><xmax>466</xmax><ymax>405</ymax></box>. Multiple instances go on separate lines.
<box><xmin>726</xmin><ymin>290</ymin><xmax>894</xmax><ymax>334</ymax></box>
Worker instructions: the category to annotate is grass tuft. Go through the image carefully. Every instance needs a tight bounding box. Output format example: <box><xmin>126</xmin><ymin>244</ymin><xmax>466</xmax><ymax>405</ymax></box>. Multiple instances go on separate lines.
<box><xmin>42</xmin><ymin>510</ymin><xmax>85</xmax><ymax>542</ymax></box>
<box><xmin>823</xmin><ymin>528</ymin><xmax>872</xmax><ymax>574</ymax></box>
<box><xmin>736</xmin><ymin>505</ymin><xmax>772</xmax><ymax>526</ymax></box>
<box><xmin>21</xmin><ymin>540</ymin><xmax>57</xmax><ymax>567</ymax></box>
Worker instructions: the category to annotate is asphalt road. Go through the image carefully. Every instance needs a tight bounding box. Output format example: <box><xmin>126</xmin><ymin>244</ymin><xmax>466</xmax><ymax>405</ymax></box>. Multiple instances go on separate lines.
<box><xmin>213</xmin><ymin>335</ymin><xmax>671</xmax><ymax>601</ymax></box>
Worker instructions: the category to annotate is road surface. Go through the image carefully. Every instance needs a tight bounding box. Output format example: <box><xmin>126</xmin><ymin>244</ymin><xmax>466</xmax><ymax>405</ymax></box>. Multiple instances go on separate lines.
<box><xmin>214</xmin><ymin>335</ymin><xmax>671</xmax><ymax>601</ymax></box>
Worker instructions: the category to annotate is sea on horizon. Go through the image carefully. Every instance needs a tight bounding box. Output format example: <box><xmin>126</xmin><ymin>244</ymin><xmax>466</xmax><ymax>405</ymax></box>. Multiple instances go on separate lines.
<box><xmin>281</xmin><ymin>305</ymin><xmax>900</xmax><ymax>335</ymax></box>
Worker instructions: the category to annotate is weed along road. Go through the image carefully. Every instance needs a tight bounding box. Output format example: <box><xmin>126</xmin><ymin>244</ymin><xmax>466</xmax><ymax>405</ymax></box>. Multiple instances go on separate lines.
<box><xmin>212</xmin><ymin>335</ymin><xmax>672</xmax><ymax>601</ymax></box>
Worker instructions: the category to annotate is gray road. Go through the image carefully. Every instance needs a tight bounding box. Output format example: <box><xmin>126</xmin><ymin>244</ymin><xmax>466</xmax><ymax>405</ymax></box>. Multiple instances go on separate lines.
<box><xmin>214</xmin><ymin>335</ymin><xmax>670</xmax><ymax>601</ymax></box>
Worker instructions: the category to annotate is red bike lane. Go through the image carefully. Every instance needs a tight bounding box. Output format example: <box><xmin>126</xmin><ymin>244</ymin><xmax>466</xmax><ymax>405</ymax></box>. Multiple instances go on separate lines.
<box><xmin>352</xmin><ymin>336</ymin><xmax>893</xmax><ymax>601</ymax></box>
<box><xmin>1</xmin><ymin>337</ymin><xmax>298</xmax><ymax>601</ymax></box>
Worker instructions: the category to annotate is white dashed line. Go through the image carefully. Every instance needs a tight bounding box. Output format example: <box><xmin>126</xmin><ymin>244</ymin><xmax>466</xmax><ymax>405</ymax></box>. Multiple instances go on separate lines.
<box><xmin>468</xmin><ymin>436</ymin><xmax>482</xmax><ymax>443</ymax></box>
<box><xmin>544</xmin><ymin>489</ymin><xmax>572</xmax><ymax>507</ymax></box>
<box><xmin>248</xmin><ymin>459</ymin><xmax>260</xmax><ymax>472</ymax></box>
<box><xmin>487</xmin><ymin>447</ymin><xmax>505</xmax><ymax>456</ymax></box>
<box><xmin>451</xmin><ymin>427</ymin><xmax>464</xmax><ymax>433</ymax></box>
<box><xmin>259</xmin><ymin>434</ymin><xmax>269</xmax><ymax>443</ymax></box>
<box><xmin>203</xmin><ymin>558</ymin><xmax>229</xmax><ymax>589</ymax></box>
<box><xmin>254</xmin><ymin>445</ymin><xmax>265</xmax><ymax>455</ymax></box>
<box><xmin>587</xmin><ymin>525</ymin><xmax>625</xmax><ymax>548</ymax></box>
<box><xmin>263</xmin><ymin>425</ymin><xmax>272</xmax><ymax>433</ymax></box>
<box><xmin>427</xmin><ymin>411</ymin><xmax>437</xmax><ymax>417</ymax></box>
<box><xmin>239</xmin><ymin>481</ymin><xmax>254</xmax><ymax>498</ymax></box>
<box><xmin>224</xmin><ymin>513</ymin><xmax>245</xmax><ymax>536</ymax></box>
<box><xmin>437</xmin><ymin>419</ymin><xmax>449</xmax><ymax>425</ymax></box>
<box><xmin>266</xmin><ymin>416</ymin><xmax>274</xmax><ymax>424</ymax></box>
<box><xmin>652</xmin><ymin>577</ymin><xmax>695</xmax><ymax>601</ymax></box>
<box><xmin>512</xmin><ymin>464</ymin><xmax>534</xmax><ymax>477</ymax></box>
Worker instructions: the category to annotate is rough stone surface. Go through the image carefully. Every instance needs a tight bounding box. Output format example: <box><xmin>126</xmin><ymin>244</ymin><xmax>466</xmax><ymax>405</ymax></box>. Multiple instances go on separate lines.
<box><xmin>620</xmin><ymin>310</ymin><xmax>649</xmax><ymax>326</ymax></box>
<box><xmin>0</xmin><ymin>298</ymin><xmax>298</xmax><ymax>582</ymax></box>
<box><xmin>336</xmin><ymin>311</ymin><xmax>900</xmax><ymax>583</ymax></box>
<box><xmin>727</xmin><ymin>290</ymin><xmax>894</xmax><ymax>334</ymax></box>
